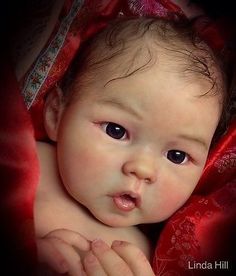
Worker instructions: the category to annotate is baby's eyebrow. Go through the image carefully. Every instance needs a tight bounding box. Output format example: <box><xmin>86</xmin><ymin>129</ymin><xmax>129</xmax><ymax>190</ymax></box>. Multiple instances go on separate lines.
<box><xmin>178</xmin><ymin>134</ymin><xmax>209</xmax><ymax>151</ymax></box>
<box><xmin>97</xmin><ymin>98</ymin><xmax>143</xmax><ymax>120</ymax></box>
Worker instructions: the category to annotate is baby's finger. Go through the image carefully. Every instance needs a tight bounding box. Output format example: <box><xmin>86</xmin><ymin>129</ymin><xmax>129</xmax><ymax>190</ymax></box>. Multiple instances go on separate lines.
<box><xmin>91</xmin><ymin>239</ymin><xmax>133</xmax><ymax>276</ymax></box>
<box><xmin>45</xmin><ymin>228</ymin><xmax>90</xmax><ymax>251</ymax></box>
<box><xmin>83</xmin><ymin>251</ymin><xmax>107</xmax><ymax>276</ymax></box>
<box><xmin>37</xmin><ymin>238</ymin><xmax>69</xmax><ymax>274</ymax></box>
<box><xmin>48</xmin><ymin>237</ymin><xmax>85</xmax><ymax>276</ymax></box>
<box><xmin>111</xmin><ymin>240</ymin><xmax>155</xmax><ymax>276</ymax></box>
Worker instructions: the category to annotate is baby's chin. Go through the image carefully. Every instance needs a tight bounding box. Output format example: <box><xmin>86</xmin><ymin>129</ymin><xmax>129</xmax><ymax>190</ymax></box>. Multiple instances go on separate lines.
<box><xmin>91</xmin><ymin>211</ymin><xmax>142</xmax><ymax>228</ymax></box>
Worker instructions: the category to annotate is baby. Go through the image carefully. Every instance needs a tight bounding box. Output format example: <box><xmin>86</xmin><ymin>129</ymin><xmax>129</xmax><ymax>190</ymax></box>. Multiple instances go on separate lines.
<box><xmin>34</xmin><ymin>17</ymin><xmax>227</xmax><ymax>275</ymax></box>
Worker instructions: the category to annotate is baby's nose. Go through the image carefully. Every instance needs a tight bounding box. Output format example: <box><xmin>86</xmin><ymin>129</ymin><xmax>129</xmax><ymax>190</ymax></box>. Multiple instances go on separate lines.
<box><xmin>122</xmin><ymin>155</ymin><xmax>157</xmax><ymax>184</ymax></box>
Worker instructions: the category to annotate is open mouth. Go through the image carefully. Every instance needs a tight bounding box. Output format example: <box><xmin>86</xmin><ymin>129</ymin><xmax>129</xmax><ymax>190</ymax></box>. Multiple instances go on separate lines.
<box><xmin>112</xmin><ymin>192</ymin><xmax>141</xmax><ymax>212</ymax></box>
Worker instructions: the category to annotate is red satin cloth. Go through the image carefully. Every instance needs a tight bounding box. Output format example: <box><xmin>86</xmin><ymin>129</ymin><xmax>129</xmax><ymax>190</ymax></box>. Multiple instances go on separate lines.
<box><xmin>1</xmin><ymin>0</ymin><xmax>235</xmax><ymax>275</ymax></box>
<box><xmin>0</xmin><ymin>59</ymin><xmax>39</xmax><ymax>274</ymax></box>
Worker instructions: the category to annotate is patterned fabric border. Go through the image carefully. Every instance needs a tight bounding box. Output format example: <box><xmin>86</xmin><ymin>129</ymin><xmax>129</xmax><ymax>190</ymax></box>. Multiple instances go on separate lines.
<box><xmin>22</xmin><ymin>0</ymin><xmax>84</xmax><ymax>109</ymax></box>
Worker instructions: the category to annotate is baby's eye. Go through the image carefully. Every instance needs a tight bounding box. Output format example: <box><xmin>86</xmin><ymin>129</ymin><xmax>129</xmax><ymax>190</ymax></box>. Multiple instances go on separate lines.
<box><xmin>101</xmin><ymin>122</ymin><xmax>128</xmax><ymax>140</ymax></box>
<box><xmin>166</xmin><ymin>150</ymin><xmax>189</xmax><ymax>164</ymax></box>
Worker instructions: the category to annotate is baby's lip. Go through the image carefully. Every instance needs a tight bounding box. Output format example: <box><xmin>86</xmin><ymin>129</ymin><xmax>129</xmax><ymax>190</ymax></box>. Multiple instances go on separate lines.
<box><xmin>111</xmin><ymin>191</ymin><xmax>142</xmax><ymax>209</ymax></box>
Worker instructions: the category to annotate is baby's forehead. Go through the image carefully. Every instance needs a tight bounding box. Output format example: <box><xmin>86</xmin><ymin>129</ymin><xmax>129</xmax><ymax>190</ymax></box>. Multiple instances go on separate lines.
<box><xmin>88</xmin><ymin>37</ymin><xmax>216</xmax><ymax>90</ymax></box>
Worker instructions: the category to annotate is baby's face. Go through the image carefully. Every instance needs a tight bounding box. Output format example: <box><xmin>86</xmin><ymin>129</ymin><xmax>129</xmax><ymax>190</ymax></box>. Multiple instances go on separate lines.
<box><xmin>53</xmin><ymin>53</ymin><xmax>221</xmax><ymax>227</ymax></box>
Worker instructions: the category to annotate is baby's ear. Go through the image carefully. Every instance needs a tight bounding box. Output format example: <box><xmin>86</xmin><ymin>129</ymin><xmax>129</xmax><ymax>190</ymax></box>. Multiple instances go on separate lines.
<box><xmin>44</xmin><ymin>86</ymin><xmax>64</xmax><ymax>141</ymax></box>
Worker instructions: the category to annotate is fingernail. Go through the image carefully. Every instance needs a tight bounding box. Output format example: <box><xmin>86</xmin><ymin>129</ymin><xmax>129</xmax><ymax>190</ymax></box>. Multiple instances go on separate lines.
<box><xmin>92</xmin><ymin>238</ymin><xmax>103</xmax><ymax>248</ymax></box>
<box><xmin>85</xmin><ymin>252</ymin><xmax>97</xmax><ymax>264</ymax></box>
<box><xmin>112</xmin><ymin>240</ymin><xmax>125</xmax><ymax>247</ymax></box>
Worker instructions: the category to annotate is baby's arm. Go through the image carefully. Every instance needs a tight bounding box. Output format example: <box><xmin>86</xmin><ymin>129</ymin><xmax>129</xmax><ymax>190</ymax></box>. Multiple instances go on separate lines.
<box><xmin>36</xmin><ymin>228</ymin><xmax>90</xmax><ymax>275</ymax></box>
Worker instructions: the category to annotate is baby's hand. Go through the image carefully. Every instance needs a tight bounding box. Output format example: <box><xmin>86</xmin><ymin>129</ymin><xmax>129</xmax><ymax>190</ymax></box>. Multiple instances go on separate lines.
<box><xmin>83</xmin><ymin>239</ymin><xmax>155</xmax><ymax>276</ymax></box>
<box><xmin>36</xmin><ymin>228</ymin><xmax>90</xmax><ymax>276</ymax></box>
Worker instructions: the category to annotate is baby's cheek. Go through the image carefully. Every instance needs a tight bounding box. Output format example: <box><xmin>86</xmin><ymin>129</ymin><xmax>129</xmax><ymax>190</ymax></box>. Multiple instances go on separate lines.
<box><xmin>70</xmin><ymin>146</ymin><xmax>114</xmax><ymax>179</ymax></box>
<box><xmin>158</xmin><ymin>187</ymin><xmax>191</xmax><ymax>220</ymax></box>
<box><xmin>163</xmin><ymin>194</ymin><xmax>184</xmax><ymax>212</ymax></box>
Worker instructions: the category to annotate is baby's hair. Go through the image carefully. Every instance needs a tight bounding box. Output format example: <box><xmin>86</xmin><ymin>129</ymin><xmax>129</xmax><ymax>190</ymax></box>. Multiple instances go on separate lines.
<box><xmin>60</xmin><ymin>16</ymin><xmax>230</xmax><ymax>138</ymax></box>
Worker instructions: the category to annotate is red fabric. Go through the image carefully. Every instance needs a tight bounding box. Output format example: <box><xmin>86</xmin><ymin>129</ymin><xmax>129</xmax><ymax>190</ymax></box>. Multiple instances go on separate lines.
<box><xmin>0</xmin><ymin>59</ymin><xmax>39</xmax><ymax>274</ymax></box>
<box><xmin>196</xmin><ymin>120</ymin><xmax>236</xmax><ymax>194</ymax></box>
<box><xmin>122</xmin><ymin>0</ymin><xmax>185</xmax><ymax>19</ymax></box>
<box><xmin>2</xmin><ymin>0</ymin><xmax>235</xmax><ymax>274</ymax></box>
<box><xmin>192</xmin><ymin>16</ymin><xmax>232</xmax><ymax>52</ymax></box>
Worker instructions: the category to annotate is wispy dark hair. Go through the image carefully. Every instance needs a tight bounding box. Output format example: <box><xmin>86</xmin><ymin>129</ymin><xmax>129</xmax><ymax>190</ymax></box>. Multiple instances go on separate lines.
<box><xmin>60</xmin><ymin>17</ymin><xmax>230</xmax><ymax>139</ymax></box>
